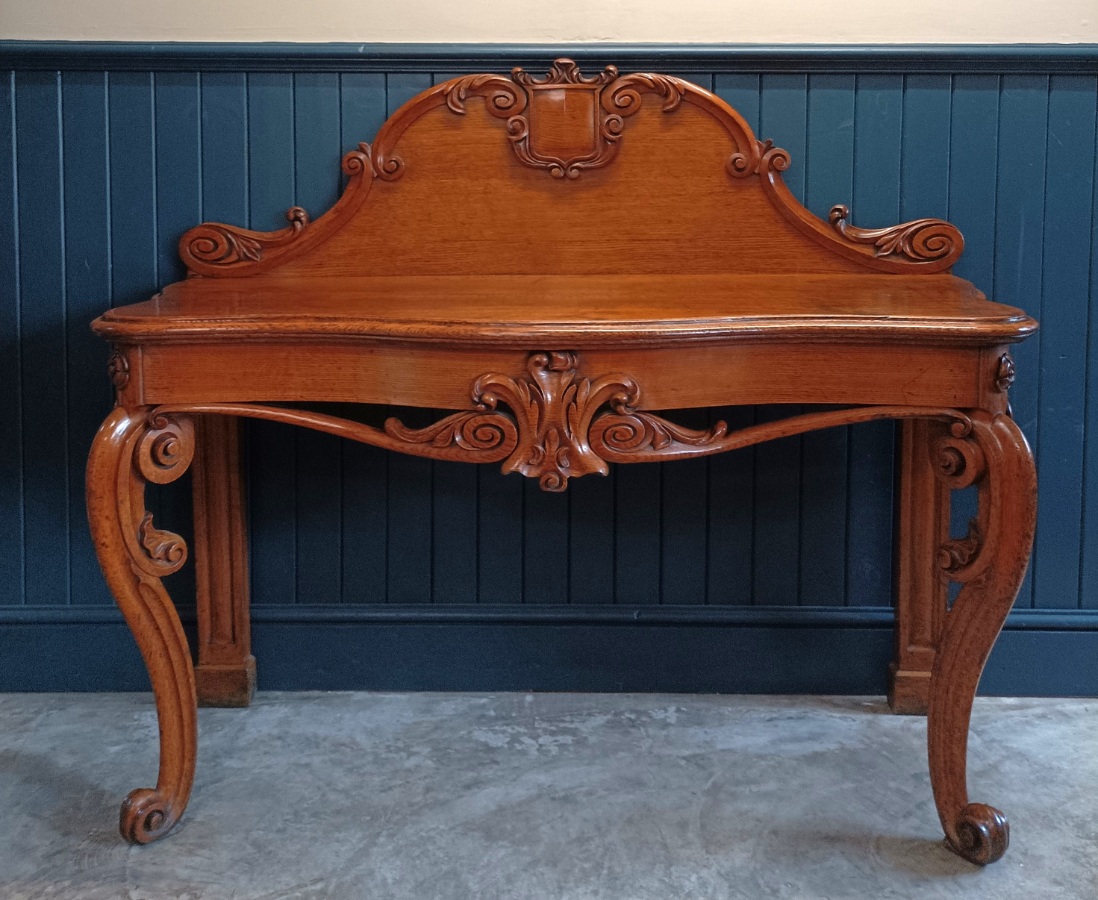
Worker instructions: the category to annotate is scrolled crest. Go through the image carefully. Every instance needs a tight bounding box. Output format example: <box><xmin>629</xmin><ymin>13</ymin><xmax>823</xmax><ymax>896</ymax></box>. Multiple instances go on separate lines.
<box><xmin>432</xmin><ymin>60</ymin><xmax>698</xmax><ymax>180</ymax></box>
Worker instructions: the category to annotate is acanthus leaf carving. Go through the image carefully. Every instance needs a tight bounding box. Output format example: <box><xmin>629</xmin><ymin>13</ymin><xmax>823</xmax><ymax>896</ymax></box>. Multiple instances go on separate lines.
<box><xmin>995</xmin><ymin>353</ymin><xmax>1016</xmax><ymax>392</ymax></box>
<box><xmin>180</xmin><ymin>205</ymin><xmax>311</xmax><ymax>270</ymax></box>
<box><xmin>382</xmin><ymin>408</ymin><xmax>518</xmax><ymax>460</ymax></box>
<box><xmin>473</xmin><ymin>351</ymin><xmax>640</xmax><ymax>491</ymax></box>
<box><xmin>828</xmin><ymin>204</ymin><xmax>962</xmax><ymax>265</ymax></box>
<box><xmin>590</xmin><ymin>409</ymin><xmax>729</xmax><ymax>456</ymax></box>
<box><xmin>939</xmin><ymin>517</ymin><xmax>983</xmax><ymax>575</ymax></box>
<box><xmin>137</xmin><ymin>512</ymin><xmax>188</xmax><ymax>575</ymax></box>
<box><xmin>513</xmin><ymin>59</ymin><xmax>619</xmax><ymax>87</ymax></box>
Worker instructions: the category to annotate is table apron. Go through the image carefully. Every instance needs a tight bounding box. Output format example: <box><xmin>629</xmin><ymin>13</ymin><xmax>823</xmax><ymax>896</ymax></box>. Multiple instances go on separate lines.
<box><xmin>122</xmin><ymin>340</ymin><xmax>1003</xmax><ymax>411</ymax></box>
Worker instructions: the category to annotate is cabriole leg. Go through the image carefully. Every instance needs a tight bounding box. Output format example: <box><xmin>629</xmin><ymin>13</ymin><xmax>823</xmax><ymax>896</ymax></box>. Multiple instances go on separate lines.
<box><xmin>86</xmin><ymin>406</ymin><xmax>198</xmax><ymax>844</ymax></box>
<box><xmin>926</xmin><ymin>411</ymin><xmax>1037</xmax><ymax>865</ymax></box>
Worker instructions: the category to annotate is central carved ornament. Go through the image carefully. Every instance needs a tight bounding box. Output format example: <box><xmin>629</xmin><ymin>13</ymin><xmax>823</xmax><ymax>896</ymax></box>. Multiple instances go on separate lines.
<box><xmin>443</xmin><ymin>58</ymin><xmax>687</xmax><ymax>179</ymax></box>
<box><xmin>385</xmin><ymin>351</ymin><xmax>726</xmax><ymax>491</ymax></box>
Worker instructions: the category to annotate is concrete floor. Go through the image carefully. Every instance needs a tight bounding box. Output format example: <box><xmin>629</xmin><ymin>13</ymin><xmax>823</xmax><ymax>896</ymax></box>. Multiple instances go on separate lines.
<box><xmin>0</xmin><ymin>693</ymin><xmax>1095</xmax><ymax>900</ymax></box>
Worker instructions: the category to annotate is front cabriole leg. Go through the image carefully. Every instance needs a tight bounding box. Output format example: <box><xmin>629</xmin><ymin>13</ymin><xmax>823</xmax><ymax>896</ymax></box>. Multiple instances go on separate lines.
<box><xmin>86</xmin><ymin>406</ymin><xmax>198</xmax><ymax>844</ymax></box>
<box><xmin>926</xmin><ymin>411</ymin><xmax>1037</xmax><ymax>864</ymax></box>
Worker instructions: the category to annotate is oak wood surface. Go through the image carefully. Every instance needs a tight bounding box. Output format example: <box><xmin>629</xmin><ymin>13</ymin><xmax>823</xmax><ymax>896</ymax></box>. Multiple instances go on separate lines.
<box><xmin>97</xmin><ymin>273</ymin><xmax>1033</xmax><ymax>348</ymax></box>
<box><xmin>191</xmin><ymin>416</ymin><xmax>255</xmax><ymax>708</ymax></box>
<box><xmin>85</xmin><ymin>59</ymin><xmax>1038</xmax><ymax>864</ymax></box>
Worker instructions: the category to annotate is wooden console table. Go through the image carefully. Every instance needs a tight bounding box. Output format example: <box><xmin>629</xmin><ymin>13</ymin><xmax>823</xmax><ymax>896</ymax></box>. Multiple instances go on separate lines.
<box><xmin>87</xmin><ymin>60</ymin><xmax>1037</xmax><ymax>863</ymax></box>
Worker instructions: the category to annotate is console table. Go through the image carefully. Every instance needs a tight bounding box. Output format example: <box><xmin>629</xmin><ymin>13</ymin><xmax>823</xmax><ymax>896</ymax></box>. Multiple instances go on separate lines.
<box><xmin>87</xmin><ymin>60</ymin><xmax>1037</xmax><ymax>864</ymax></box>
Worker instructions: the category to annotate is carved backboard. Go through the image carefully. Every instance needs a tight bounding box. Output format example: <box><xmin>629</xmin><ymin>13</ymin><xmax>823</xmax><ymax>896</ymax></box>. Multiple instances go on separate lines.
<box><xmin>180</xmin><ymin>59</ymin><xmax>961</xmax><ymax>279</ymax></box>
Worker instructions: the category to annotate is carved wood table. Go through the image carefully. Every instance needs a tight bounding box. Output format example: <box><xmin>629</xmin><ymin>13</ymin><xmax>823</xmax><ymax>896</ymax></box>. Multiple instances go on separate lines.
<box><xmin>87</xmin><ymin>60</ymin><xmax>1037</xmax><ymax>864</ymax></box>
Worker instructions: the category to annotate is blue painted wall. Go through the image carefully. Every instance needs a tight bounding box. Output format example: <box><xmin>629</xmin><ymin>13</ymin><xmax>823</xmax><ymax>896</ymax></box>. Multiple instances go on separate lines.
<box><xmin>1</xmin><ymin>45</ymin><xmax>1096</xmax><ymax>694</ymax></box>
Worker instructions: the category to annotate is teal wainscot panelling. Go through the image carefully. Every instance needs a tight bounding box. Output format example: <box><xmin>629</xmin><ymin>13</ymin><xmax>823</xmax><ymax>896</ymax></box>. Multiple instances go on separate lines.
<box><xmin>1</xmin><ymin>44</ymin><xmax>1097</xmax><ymax>694</ymax></box>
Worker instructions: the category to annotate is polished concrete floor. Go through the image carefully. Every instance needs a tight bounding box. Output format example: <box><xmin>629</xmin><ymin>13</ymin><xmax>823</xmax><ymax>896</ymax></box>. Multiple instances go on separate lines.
<box><xmin>0</xmin><ymin>692</ymin><xmax>1095</xmax><ymax>899</ymax></box>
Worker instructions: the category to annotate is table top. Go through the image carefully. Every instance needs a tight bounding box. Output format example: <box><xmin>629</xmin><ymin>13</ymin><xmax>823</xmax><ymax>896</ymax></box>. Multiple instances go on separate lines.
<box><xmin>95</xmin><ymin>273</ymin><xmax>1036</xmax><ymax>349</ymax></box>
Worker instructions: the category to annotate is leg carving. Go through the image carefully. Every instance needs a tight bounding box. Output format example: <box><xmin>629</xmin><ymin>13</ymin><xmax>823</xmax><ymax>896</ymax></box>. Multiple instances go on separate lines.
<box><xmin>86</xmin><ymin>406</ymin><xmax>197</xmax><ymax>844</ymax></box>
<box><xmin>927</xmin><ymin>411</ymin><xmax>1036</xmax><ymax>865</ymax></box>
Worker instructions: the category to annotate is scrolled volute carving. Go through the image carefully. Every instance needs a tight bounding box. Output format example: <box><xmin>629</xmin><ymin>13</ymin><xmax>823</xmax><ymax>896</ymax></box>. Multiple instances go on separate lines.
<box><xmin>828</xmin><ymin>204</ymin><xmax>963</xmax><ymax>265</ymax></box>
<box><xmin>342</xmin><ymin>142</ymin><xmax>372</xmax><ymax>177</ymax></box>
<box><xmin>603</xmin><ymin>71</ymin><xmax>686</xmax><ymax>116</ymax></box>
<box><xmin>120</xmin><ymin>788</ymin><xmax>175</xmax><ymax>845</ymax></box>
<box><xmin>138</xmin><ymin>413</ymin><xmax>195</xmax><ymax>485</ymax></box>
<box><xmin>121</xmin><ymin>412</ymin><xmax>194</xmax><ymax>578</ymax></box>
<box><xmin>754</xmin><ymin>138</ymin><xmax>791</xmax><ymax>179</ymax></box>
<box><xmin>180</xmin><ymin>205</ymin><xmax>311</xmax><ymax>269</ymax></box>
<box><xmin>383</xmin><ymin>408</ymin><xmax>518</xmax><ymax>460</ymax></box>
<box><xmin>952</xmin><ymin>803</ymin><xmax>1010</xmax><ymax>866</ymax></box>
<box><xmin>445</xmin><ymin>74</ymin><xmax>528</xmax><ymax>117</ymax></box>
<box><xmin>590</xmin><ymin>408</ymin><xmax>728</xmax><ymax>456</ymax></box>
<box><xmin>931</xmin><ymin>418</ymin><xmax>984</xmax><ymax>491</ymax></box>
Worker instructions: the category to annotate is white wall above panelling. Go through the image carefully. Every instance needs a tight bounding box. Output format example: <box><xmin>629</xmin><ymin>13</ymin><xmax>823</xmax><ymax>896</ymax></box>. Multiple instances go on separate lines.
<box><xmin>2</xmin><ymin>0</ymin><xmax>1096</xmax><ymax>43</ymax></box>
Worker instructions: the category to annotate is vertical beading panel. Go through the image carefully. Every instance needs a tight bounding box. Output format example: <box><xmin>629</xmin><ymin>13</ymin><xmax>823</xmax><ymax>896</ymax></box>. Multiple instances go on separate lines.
<box><xmin>246</xmin><ymin>72</ymin><xmax>298</xmax><ymax>605</ymax></box>
<box><xmin>1034</xmin><ymin>75</ymin><xmax>1097</xmax><ymax>609</ymax></box>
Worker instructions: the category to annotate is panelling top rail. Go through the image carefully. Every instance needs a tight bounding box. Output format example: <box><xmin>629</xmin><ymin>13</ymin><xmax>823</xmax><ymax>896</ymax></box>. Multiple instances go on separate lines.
<box><xmin>87</xmin><ymin>60</ymin><xmax>1037</xmax><ymax>870</ymax></box>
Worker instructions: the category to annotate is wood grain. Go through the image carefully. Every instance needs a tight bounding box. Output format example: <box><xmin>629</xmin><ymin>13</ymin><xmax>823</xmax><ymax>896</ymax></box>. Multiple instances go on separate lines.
<box><xmin>192</xmin><ymin>416</ymin><xmax>255</xmax><ymax>707</ymax></box>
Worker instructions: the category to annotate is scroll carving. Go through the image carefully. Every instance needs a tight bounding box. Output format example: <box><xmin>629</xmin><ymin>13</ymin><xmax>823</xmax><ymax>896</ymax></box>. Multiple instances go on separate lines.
<box><xmin>160</xmin><ymin>396</ymin><xmax>981</xmax><ymax>494</ymax></box>
<box><xmin>591</xmin><ymin>410</ymin><xmax>728</xmax><ymax>456</ymax></box>
<box><xmin>931</xmin><ymin>418</ymin><xmax>994</xmax><ymax>584</ymax></box>
<box><xmin>179</xmin><ymin>206</ymin><xmax>311</xmax><ymax>272</ymax></box>
<box><xmin>932</xmin><ymin>419</ymin><xmax>985</xmax><ymax>491</ymax></box>
<box><xmin>828</xmin><ymin>204</ymin><xmax>962</xmax><ymax>265</ymax></box>
<box><xmin>939</xmin><ymin>517</ymin><xmax>983</xmax><ymax>574</ymax></box>
<box><xmin>383</xmin><ymin>409</ymin><xmax>519</xmax><ymax>457</ymax></box>
<box><xmin>126</xmin><ymin>413</ymin><xmax>195</xmax><ymax>579</ymax></box>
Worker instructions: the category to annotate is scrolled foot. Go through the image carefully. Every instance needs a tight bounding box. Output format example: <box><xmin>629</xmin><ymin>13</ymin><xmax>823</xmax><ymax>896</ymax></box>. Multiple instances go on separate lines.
<box><xmin>947</xmin><ymin>803</ymin><xmax>1009</xmax><ymax>865</ymax></box>
<box><xmin>120</xmin><ymin>787</ymin><xmax>182</xmax><ymax>845</ymax></box>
